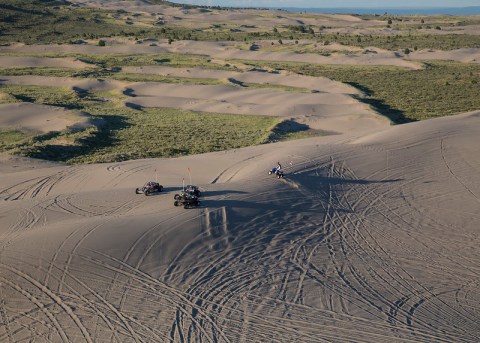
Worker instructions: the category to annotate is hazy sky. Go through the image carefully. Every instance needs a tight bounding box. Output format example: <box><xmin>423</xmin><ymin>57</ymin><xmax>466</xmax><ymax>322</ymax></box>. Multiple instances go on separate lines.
<box><xmin>175</xmin><ymin>0</ymin><xmax>480</xmax><ymax>7</ymax></box>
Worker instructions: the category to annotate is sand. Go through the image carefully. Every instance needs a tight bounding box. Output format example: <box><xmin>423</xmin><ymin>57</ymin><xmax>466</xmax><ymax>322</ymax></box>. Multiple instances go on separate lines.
<box><xmin>0</xmin><ymin>109</ymin><xmax>479</xmax><ymax>342</ymax></box>
<box><xmin>0</xmin><ymin>56</ymin><xmax>92</xmax><ymax>69</ymax></box>
<box><xmin>1</xmin><ymin>3</ymin><xmax>480</xmax><ymax>342</ymax></box>
<box><xmin>0</xmin><ymin>103</ymin><xmax>89</xmax><ymax>133</ymax></box>
<box><xmin>0</xmin><ymin>41</ymin><xmax>423</xmax><ymax>69</ymax></box>
<box><xmin>0</xmin><ymin>72</ymin><xmax>387</xmax><ymax>135</ymax></box>
<box><xmin>410</xmin><ymin>48</ymin><xmax>480</xmax><ymax>64</ymax></box>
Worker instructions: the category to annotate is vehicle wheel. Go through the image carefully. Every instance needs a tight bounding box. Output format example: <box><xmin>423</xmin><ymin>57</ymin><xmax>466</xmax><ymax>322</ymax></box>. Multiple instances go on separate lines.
<box><xmin>145</xmin><ymin>190</ymin><xmax>152</xmax><ymax>196</ymax></box>
<box><xmin>174</xmin><ymin>194</ymin><xmax>181</xmax><ymax>200</ymax></box>
<box><xmin>184</xmin><ymin>203</ymin><xmax>190</xmax><ymax>209</ymax></box>
<box><xmin>174</xmin><ymin>201</ymin><xmax>180</xmax><ymax>206</ymax></box>
<box><xmin>135</xmin><ymin>188</ymin><xmax>142</xmax><ymax>194</ymax></box>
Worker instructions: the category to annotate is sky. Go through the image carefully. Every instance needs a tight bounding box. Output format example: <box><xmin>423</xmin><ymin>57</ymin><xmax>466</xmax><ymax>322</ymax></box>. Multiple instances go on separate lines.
<box><xmin>174</xmin><ymin>0</ymin><xmax>480</xmax><ymax>7</ymax></box>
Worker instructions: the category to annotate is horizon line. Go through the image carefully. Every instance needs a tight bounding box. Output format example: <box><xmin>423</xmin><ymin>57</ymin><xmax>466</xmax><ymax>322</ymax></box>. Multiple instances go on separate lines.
<box><xmin>170</xmin><ymin>2</ymin><xmax>480</xmax><ymax>9</ymax></box>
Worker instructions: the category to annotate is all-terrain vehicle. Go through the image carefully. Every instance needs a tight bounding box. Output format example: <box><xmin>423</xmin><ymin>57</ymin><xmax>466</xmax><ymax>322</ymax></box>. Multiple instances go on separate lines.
<box><xmin>268</xmin><ymin>167</ymin><xmax>285</xmax><ymax>179</ymax></box>
<box><xmin>174</xmin><ymin>185</ymin><xmax>201</xmax><ymax>200</ymax></box>
<box><xmin>135</xmin><ymin>181</ymin><xmax>164</xmax><ymax>195</ymax></box>
<box><xmin>174</xmin><ymin>193</ymin><xmax>201</xmax><ymax>209</ymax></box>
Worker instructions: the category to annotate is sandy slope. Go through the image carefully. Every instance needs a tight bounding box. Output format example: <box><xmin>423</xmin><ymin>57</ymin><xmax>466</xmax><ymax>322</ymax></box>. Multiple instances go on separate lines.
<box><xmin>410</xmin><ymin>48</ymin><xmax>480</xmax><ymax>64</ymax></box>
<box><xmin>0</xmin><ymin>103</ymin><xmax>89</xmax><ymax>132</ymax></box>
<box><xmin>0</xmin><ymin>57</ymin><xmax>91</xmax><ymax>69</ymax></box>
<box><xmin>122</xmin><ymin>66</ymin><xmax>361</xmax><ymax>94</ymax></box>
<box><xmin>1</xmin><ymin>3</ymin><xmax>480</xmax><ymax>339</ymax></box>
<box><xmin>0</xmin><ymin>75</ymin><xmax>125</xmax><ymax>92</ymax></box>
<box><xmin>0</xmin><ymin>41</ymin><xmax>422</xmax><ymax>69</ymax></box>
<box><xmin>0</xmin><ymin>73</ymin><xmax>387</xmax><ymax>135</ymax></box>
<box><xmin>0</xmin><ymin>109</ymin><xmax>479</xmax><ymax>342</ymax></box>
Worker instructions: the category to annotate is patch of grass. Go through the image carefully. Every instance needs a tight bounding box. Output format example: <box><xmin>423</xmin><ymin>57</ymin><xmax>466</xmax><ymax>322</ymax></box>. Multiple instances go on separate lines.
<box><xmin>0</xmin><ymin>129</ymin><xmax>35</xmax><ymax>151</ymax></box>
<box><xmin>113</xmin><ymin>73</ymin><xmax>225</xmax><ymax>85</ymax></box>
<box><xmin>240</xmin><ymin>82</ymin><xmax>311</xmax><ymax>93</ymax></box>
<box><xmin>0</xmin><ymin>67</ymin><xmax>80</xmax><ymax>77</ymax></box>
<box><xmin>240</xmin><ymin>60</ymin><xmax>480</xmax><ymax>122</ymax></box>
<box><xmin>72</xmin><ymin>53</ymin><xmax>235</xmax><ymax>70</ymax></box>
<box><xmin>0</xmin><ymin>85</ymin><xmax>283</xmax><ymax>163</ymax></box>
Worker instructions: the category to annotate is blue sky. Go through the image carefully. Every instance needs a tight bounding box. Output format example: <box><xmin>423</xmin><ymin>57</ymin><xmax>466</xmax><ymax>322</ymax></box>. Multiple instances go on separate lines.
<box><xmin>175</xmin><ymin>0</ymin><xmax>480</xmax><ymax>7</ymax></box>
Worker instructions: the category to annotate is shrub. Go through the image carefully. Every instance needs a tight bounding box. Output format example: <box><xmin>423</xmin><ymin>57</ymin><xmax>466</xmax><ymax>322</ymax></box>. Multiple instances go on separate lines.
<box><xmin>98</xmin><ymin>40</ymin><xmax>106</xmax><ymax>46</ymax></box>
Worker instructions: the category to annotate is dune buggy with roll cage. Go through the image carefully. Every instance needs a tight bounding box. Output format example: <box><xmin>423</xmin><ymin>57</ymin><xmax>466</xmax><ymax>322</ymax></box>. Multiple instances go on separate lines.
<box><xmin>135</xmin><ymin>181</ymin><xmax>164</xmax><ymax>196</ymax></box>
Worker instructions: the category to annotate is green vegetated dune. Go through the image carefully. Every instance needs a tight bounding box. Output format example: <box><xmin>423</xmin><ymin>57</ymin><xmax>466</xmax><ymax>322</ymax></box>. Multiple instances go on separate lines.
<box><xmin>0</xmin><ymin>0</ymin><xmax>479</xmax><ymax>163</ymax></box>
<box><xmin>242</xmin><ymin>60</ymin><xmax>480</xmax><ymax>123</ymax></box>
<box><xmin>0</xmin><ymin>85</ymin><xmax>284</xmax><ymax>163</ymax></box>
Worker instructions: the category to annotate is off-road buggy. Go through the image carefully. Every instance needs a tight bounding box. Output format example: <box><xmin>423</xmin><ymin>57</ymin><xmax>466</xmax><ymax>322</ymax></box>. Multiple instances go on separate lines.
<box><xmin>135</xmin><ymin>181</ymin><xmax>164</xmax><ymax>195</ymax></box>
<box><xmin>174</xmin><ymin>185</ymin><xmax>201</xmax><ymax>200</ymax></box>
<box><xmin>174</xmin><ymin>193</ymin><xmax>201</xmax><ymax>209</ymax></box>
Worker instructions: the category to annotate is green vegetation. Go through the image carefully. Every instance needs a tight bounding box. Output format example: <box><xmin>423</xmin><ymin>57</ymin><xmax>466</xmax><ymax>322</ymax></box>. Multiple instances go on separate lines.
<box><xmin>0</xmin><ymin>67</ymin><xmax>78</xmax><ymax>78</ymax></box>
<box><xmin>241</xmin><ymin>60</ymin><xmax>480</xmax><ymax>122</ymax></box>
<box><xmin>0</xmin><ymin>85</ymin><xmax>287</xmax><ymax>163</ymax></box>
<box><xmin>0</xmin><ymin>129</ymin><xmax>35</xmax><ymax>151</ymax></box>
<box><xmin>113</xmin><ymin>73</ymin><xmax>224</xmax><ymax>85</ymax></box>
<box><xmin>0</xmin><ymin>0</ymin><xmax>139</xmax><ymax>44</ymax></box>
<box><xmin>70</xmin><ymin>53</ymin><xmax>234</xmax><ymax>70</ymax></box>
<box><xmin>1</xmin><ymin>0</ymin><xmax>479</xmax><ymax>51</ymax></box>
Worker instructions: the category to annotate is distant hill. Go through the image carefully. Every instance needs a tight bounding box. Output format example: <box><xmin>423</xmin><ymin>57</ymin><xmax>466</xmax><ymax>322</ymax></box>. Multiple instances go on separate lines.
<box><xmin>278</xmin><ymin>6</ymin><xmax>480</xmax><ymax>16</ymax></box>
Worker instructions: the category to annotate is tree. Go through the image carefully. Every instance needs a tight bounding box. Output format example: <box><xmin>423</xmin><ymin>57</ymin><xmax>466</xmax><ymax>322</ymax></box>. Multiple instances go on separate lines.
<box><xmin>404</xmin><ymin>47</ymin><xmax>411</xmax><ymax>55</ymax></box>
<box><xmin>278</xmin><ymin>39</ymin><xmax>283</xmax><ymax>45</ymax></box>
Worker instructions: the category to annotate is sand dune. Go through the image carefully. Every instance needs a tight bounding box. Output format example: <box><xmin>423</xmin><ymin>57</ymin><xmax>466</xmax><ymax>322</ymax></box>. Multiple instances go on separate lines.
<box><xmin>0</xmin><ymin>73</ymin><xmax>386</xmax><ymax>135</ymax></box>
<box><xmin>0</xmin><ymin>111</ymin><xmax>479</xmax><ymax>342</ymax></box>
<box><xmin>0</xmin><ymin>56</ymin><xmax>91</xmax><ymax>69</ymax></box>
<box><xmin>0</xmin><ymin>41</ymin><xmax>422</xmax><ymax>69</ymax></box>
<box><xmin>0</xmin><ymin>75</ymin><xmax>126</xmax><ymax>92</ymax></box>
<box><xmin>126</xmin><ymin>81</ymin><xmax>386</xmax><ymax>133</ymax></box>
<box><xmin>410</xmin><ymin>48</ymin><xmax>480</xmax><ymax>64</ymax></box>
<box><xmin>123</xmin><ymin>66</ymin><xmax>361</xmax><ymax>94</ymax></box>
<box><xmin>1</xmin><ymin>2</ymin><xmax>480</xmax><ymax>341</ymax></box>
<box><xmin>0</xmin><ymin>102</ymin><xmax>89</xmax><ymax>133</ymax></box>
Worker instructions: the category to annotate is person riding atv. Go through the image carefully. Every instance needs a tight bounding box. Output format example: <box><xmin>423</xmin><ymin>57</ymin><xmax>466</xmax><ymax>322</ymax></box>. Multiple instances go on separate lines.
<box><xmin>268</xmin><ymin>166</ymin><xmax>285</xmax><ymax>179</ymax></box>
